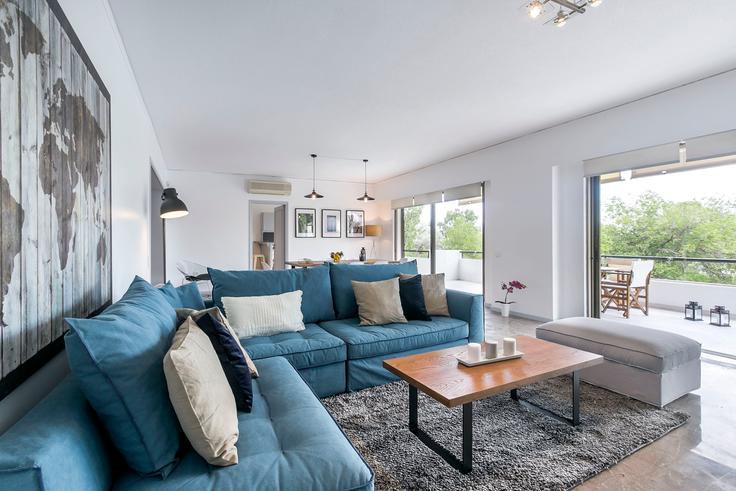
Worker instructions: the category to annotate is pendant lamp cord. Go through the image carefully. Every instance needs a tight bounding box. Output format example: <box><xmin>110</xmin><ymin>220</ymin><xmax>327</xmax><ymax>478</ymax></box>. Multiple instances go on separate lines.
<box><xmin>364</xmin><ymin>159</ymin><xmax>368</xmax><ymax>194</ymax></box>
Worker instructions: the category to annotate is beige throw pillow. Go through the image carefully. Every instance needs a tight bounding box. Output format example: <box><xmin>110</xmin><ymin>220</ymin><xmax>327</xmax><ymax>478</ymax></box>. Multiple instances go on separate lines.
<box><xmin>176</xmin><ymin>307</ymin><xmax>259</xmax><ymax>378</ymax></box>
<box><xmin>400</xmin><ymin>273</ymin><xmax>450</xmax><ymax>316</ymax></box>
<box><xmin>351</xmin><ymin>278</ymin><xmax>407</xmax><ymax>326</ymax></box>
<box><xmin>223</xmin><ymin>291</ymin><xmax>305</xmax><ymax>339</ymax></box>
<box><xmin>164</xmin><ymin>317</ymin><xmax>239</xmax><ymax>466</ymax></box>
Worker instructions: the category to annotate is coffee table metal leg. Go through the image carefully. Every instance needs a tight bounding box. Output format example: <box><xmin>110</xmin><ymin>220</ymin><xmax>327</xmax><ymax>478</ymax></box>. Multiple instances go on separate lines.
<box><xmin>509</xmin><ymin>371</ymin><xmax>581</xmax><ymax>427</ymax></box>
<box><xmin>409</xmin><ymin>385</ymin><xmax>418</xmax><ymax>431</ymax></box>
<box><xmin>407</xmin><ymin>384</ymin><xmax>473</xmax><ymax>474</ymax></box>
<box><xmin>462</xmin><ymin>402</ymin><xmax>472</xmax><ymax>473</ymax></box>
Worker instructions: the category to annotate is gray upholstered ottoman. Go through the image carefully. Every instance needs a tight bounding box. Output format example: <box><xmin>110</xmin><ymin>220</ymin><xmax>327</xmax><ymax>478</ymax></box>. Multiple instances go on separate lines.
<box><xmin>536</xmin><ymin>317</ymin><xmax>701</xmax><ymax>407</ymax></box>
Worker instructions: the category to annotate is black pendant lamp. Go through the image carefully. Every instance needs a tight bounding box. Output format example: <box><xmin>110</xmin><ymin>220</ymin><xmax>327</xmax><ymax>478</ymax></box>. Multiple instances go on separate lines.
<box><xmin>357</xmin><ymin>159</ymin><xmax>375</xmax><ymax>202</ymax></box>
<box><xmin>304</xmin><ymin>153</ymin><xmax>324</xmax><ymax>199</ymax></box>
<box><xmin>160</xmin><ymin>188</ymin><xmax>189</xmax><ymax>219</ymax></box>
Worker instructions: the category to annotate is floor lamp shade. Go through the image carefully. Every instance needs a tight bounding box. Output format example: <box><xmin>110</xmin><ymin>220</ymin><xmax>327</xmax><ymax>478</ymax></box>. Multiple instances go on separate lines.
<box><xmin>365</xmin><ymin>225</ymin><xmax>382</xmax><ymax>237</ymax></box>
<box><xmin>160</xmin><ymin>188</ymin><xmax>189</xmax><ymax>219</ymax></box>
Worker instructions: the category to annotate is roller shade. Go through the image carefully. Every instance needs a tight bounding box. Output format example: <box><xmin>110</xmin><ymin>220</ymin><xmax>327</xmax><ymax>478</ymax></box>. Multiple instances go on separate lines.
<box><xmin>391</xmin><ymin>182</ymin><xmax>483</xmax><ymax>209</ymax></box>
<box><xmin>583</xmin><ymin>129</ymin><xmax>736</xmax><ymax>177</ymax></box>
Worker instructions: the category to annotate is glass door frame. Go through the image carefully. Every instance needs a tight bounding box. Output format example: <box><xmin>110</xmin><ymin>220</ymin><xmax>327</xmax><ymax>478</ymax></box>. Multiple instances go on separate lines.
<box><xmin>585</xmin><ymin>176</ymin><xmax>601</xmax><ymax>318</ymax></box>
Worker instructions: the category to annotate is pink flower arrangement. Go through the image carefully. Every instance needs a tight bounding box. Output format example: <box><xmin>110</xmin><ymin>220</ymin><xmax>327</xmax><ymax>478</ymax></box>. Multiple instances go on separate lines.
<box><xmin>498</xmin><ymin>280</ymin><xmax>527</xmax><ymax>304</ymax></box>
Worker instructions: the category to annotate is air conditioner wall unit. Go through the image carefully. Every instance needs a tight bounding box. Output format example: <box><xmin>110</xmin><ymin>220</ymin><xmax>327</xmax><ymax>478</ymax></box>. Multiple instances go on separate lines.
<box><xmin>247</xmin><ymin>180</ymin><xmax>292</xmax><ymax>196</ymax></box>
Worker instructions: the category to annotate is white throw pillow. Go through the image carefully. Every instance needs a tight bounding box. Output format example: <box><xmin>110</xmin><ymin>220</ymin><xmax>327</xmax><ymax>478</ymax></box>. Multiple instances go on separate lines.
<box><xmin>223</xmin><ymin>290</ymin><xmax>305</xmax><ymax>339</ymax></box>
<box><xmin>164</xmin><ymin>317</ymin><xmax>239</xmax><ymax>466</ymax></box>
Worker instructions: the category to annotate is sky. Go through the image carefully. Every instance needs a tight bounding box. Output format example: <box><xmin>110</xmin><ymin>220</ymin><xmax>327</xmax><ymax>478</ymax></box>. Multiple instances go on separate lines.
<box><xmin>601</xmin><ymin>163</ymin><xmax>736</xmax><ymax>207</ymax></box>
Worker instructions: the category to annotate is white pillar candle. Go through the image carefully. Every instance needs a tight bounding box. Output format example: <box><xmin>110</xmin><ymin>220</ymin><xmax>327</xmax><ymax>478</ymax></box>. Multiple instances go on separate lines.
<box><xmin>503</xmin><ymin>337</ymin><xmax>517</xmax><ymax>355</ymax></box>
<box><xmin>467</xmin><ymin>343</ymin><xmax>482</xmax><ymax>361</ymax></box>
<box><xmin>485</xmin><ymin>341</ymin><xmax>498</xmax><ymax>359</ymax></box>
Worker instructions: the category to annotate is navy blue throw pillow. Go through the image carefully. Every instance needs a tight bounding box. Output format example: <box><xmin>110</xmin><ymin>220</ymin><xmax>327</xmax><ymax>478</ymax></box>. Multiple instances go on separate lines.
<box><xmin>398</xmin><ymin>275</ymin><xmax>432</xmax><ymax>321</ymax></box>
<box><xmin>195</xmin><ymin>313</ymin><xmax>253</xmax><ymax>412</ymax></box>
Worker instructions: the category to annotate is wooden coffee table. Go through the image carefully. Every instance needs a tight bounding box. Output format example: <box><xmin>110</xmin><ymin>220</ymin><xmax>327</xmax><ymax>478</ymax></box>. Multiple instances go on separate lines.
<box><xmin>383</xmin><ymin>335</ymin><xmax>604</xmax><ymax>473</ymax></box>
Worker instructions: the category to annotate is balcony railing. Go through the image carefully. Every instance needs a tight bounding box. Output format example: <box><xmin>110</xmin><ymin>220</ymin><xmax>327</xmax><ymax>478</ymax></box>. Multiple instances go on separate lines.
<box><xmin>601</xmin><ymin>254</ymin><xmax>736</xmax><ymax>285</ymax></box>
<box><xmin>402</xmin><ymin>249</ymin><xmax>483</xmax><ymax>259</ymax></box>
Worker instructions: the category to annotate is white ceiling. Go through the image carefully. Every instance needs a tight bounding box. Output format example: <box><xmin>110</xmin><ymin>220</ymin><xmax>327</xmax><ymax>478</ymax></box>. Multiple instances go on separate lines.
<box><xmin>109</xmin><ymin>0</ymin><xmax>736</xmax><ymax>183</ymax></box>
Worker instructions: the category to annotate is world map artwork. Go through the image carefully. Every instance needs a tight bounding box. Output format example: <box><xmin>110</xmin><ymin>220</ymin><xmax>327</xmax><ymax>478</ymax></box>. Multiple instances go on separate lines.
<box><xmin>0</xmin><ymin>0</ymin><xmax>111</xmax><ymax>381</ymax></box>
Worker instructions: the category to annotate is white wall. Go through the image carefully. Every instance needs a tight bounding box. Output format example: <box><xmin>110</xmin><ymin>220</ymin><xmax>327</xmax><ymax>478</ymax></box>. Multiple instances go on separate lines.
<box><xmin>1</xmin><ymin>0</ymin><xmax>168</xmax><ymax>434</ymax></box>
<box><xmin>650</xmin><ymin>280</ymin><xmax>736</xmax><ymax>312</ymax></box>
<box><xmin>59</xmin><ymin>0</ymin><xmax>169</xmax><ymax>298</ymax></box>
<box><xmin>164</xmin><ymin>171</ymin><xmax>392</xmax><ymax>283</ymax></box>
<box><xmin>376</xmin><ymin>69</ymin><xmax>736</xmax><ymax>321</ymax></box>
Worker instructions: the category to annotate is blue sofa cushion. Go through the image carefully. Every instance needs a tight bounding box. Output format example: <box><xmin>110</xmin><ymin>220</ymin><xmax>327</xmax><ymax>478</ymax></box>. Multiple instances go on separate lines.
<box><xmin>208</xmin><ymin>266</ymin><xmax>335</xmax><ymax>324</ymax></box>
<box><xmin>157</xmin><ymin>281</ymin><xmax>206</xmax><ymax>310</ymax></box>
<box><xmin>195</xmin><ymin>312</ymin><xmax>253</xmax><ymax>412</ymax></box>
<box><xmin>244</xmin><ymin>323</ymin><xmax>346</xmax><ymax>370</ymax></box>
<box><xmin>329</xmin><ymin>261</ymin><xmax>418</xmax><ymax>319</ymax></box>
<box><xmin>319</xmin><ymin>316</ymin><xmax>469</xmax><ymax>359</ymax></box>
<box><xmin>64</xmin><ymin>276</ymin><xmax>180</xmax><ymax>478</ymax></box>
<box><xmin>0</xmin><ymin>378</ymin><xmax>113</xmax><ymax>491</ymax></box>
<box><xmin>113</xmin><ymin>357</ymin><xmax>374</xmax><ymax>491</ymax></box>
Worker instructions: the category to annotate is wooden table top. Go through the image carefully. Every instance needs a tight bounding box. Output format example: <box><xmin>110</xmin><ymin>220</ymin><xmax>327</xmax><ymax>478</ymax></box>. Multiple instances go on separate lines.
<box><xmin>383</xmin><ymin>335</ymin><xmax>603</xmax><ymax>407</ymax></box>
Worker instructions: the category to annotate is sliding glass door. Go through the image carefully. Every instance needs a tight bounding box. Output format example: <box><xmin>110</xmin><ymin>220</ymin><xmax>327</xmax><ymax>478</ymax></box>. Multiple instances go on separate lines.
<box><xmin>435</xmin><ymin>196</ymin><xmax>483</xmax><ymax>294</ymax></box>
<box><xmin>400</xmin><ymin>204</ymin><xmax>432</xmax><ymax>274</ymax></box>
<box><xmin>396</xmin><ymin>184</ymin><xmax>484</xmax><ymax>295</ymax></box>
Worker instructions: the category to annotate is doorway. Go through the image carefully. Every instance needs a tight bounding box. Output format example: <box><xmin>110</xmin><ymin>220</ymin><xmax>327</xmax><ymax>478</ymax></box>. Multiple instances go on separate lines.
<box><xmin>150</xmin><ymin>166</ymin><xmax>166</xmax><ymax>285</ymax></box>
<box><xmin>586</xmin><ymin>158</ymin><xmax>736</xmax><ymax>358</ymax></box>
<box><xmin>249</xmin><ymin>201</ymin><xmax>288</xmax><ymax>270</ymax></box>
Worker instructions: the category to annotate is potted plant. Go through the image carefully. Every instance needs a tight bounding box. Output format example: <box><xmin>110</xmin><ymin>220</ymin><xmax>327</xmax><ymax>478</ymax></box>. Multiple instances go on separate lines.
<box><xmin>497</xmin><ymin>280</ymin><xmax>527</xmax><ymax>317</ymax></box>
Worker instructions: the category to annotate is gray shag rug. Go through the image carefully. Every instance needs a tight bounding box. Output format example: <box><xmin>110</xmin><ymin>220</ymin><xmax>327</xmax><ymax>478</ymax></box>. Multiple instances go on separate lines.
<box><xmin>323</xmin><ymin>377</ymin><xmax>689</xmax><ymax>490</ymax></box>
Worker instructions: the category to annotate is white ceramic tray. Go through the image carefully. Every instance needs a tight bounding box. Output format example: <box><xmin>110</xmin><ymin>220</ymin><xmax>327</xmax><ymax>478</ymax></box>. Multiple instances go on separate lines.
<box><xmin>456</xmin><ymin>351</ymin><xmax>524</xmax><ymax>367</ymax></box>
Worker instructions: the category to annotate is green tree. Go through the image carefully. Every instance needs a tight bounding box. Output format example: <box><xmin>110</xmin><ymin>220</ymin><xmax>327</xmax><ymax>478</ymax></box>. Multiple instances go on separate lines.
<box><xmin>403</xmin><ymin>207</ymin><xmax>429</xmax><ymax>257</ymax></box>
<box><xmin>601</xmin><ymin>191</ymin><xmax>736</xmax><ymax>284</ymax></box>
<box><xmin>438</xmin><ymin>209</ymin><xmax>482</xmax><ymax>253</ymax></box>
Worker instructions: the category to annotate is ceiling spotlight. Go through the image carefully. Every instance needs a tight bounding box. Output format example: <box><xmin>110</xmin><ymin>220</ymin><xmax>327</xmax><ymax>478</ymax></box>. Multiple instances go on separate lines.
<box><xmin>554</xmin><ymin>10</ymin><xmax>568</xmax><ymax>26</ymax></box>
<box><xmin>589</xmin><ymin>0</ymin><xmax>603</xmax><ymax>6</ymax></box>
<box><xmin>528</xmin><ymin>0</ymin><xmax>544</xmax><ymax>18</ymax></box>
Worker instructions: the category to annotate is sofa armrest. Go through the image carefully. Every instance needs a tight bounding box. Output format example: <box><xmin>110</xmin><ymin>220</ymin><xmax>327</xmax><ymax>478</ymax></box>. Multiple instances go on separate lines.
<box><xmin>0</xmin><ymin>377</ymin><xmax>113</xmax><ymax>491</ymax></box>
<box><xmin>446</xmin><ymin>289</ymin><xmax>484</xmax><ymax>343</ymax></box>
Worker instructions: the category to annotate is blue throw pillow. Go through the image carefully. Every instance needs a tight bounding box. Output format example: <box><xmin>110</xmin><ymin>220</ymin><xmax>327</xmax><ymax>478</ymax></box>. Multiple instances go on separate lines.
<box><xmin>208</xmin><ymin>266</ymin><xmax>335</xmax><ymax>324</ymax></box>
<box><xmin>157</xmin><ymin>282</ymin><xmax>182</xmax><ymax>308</ymax></box>
<box><xmin>329</xmin><ymin>261</ymin><xmax>419</xmax><ymax>319</ymax></box>
<box><xmin>399</xmin><ymin>274</ymin><xmax>432</xmax><ymax>321</ymax></box>
<box><xmin>195</xmin><ymin>312</ymin><xmax>253</xmax><ymax>412</ymax></box>
<box><xmin>158</xmin><ymin>281</ymin><xmax>206</xmax><ymax>310</ymax></box>
<box><xmin>176</xmin><ymin>282</ymin><xmax>206</xmax><ymax>310</ymax></box>
<box><xmin>64</xmin><ymin>276</ymin><xmax>180</xmax><ymax>478</ymax></box>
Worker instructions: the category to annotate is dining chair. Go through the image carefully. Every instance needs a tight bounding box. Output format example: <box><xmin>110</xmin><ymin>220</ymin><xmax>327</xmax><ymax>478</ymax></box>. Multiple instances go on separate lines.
<box><xmin>601</xmin><ymin>259</ymin><xmax>654</xmax><ymax>318</ymax></box>
<box><xmin>628</xmin><ymin>259</ymin><xmax>654</xmax><ymax>315</ymax></box>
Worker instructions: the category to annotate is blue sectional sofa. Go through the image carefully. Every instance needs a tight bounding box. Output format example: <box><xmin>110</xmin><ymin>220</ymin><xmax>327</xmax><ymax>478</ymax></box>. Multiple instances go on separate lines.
<box><xmin>0</xmin><ymin>261</ymin><xmax>483</xmax><ymax>490</ymax></box>
<box><xmin>209</xmin><ymin>261</ymin><xmax>485</xmax><ymax>395</ymax></box>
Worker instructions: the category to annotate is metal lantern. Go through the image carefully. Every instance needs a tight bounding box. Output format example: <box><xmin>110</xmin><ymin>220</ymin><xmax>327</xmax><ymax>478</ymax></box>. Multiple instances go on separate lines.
<box><xmin>684</xmin><ymin>301</ymin><xmax>703</xmax><ymax>321</ymax></box>
<box><xmin>710</xmin><ymin>306</ymin><xmax>730</xmax><ymax>327</ymax></box>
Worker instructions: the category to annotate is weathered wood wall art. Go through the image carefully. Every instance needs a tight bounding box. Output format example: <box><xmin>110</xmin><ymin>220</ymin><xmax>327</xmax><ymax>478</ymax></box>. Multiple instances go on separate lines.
<box><xmin>0</xmin><ymin>0</ymin><xmax>111</xmax><ymax>392</ymax></box>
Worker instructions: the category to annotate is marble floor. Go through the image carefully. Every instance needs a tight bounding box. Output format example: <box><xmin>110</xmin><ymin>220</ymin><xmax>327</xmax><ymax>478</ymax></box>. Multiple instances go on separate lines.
<box><xmin>485</xmin><ymin>309</ymin><xmax>736</xmax><ymax>491</ymax></box>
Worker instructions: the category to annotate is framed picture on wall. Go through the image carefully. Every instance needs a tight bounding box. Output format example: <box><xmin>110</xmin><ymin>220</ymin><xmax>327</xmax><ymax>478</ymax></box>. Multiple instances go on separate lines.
<box><xmin>346</xmin><ymin>210</ymin><xmax>365</xmax><ymax>238</ymax></box>
<box><xmin>321</xmin><ymin>209</ymin><xmax>341</xmax><ymax>238</ymax></box>
<box><xmin>295</xmin><ymin>208</ymin><xmax>317</xmax><ymax>238</ymax></box>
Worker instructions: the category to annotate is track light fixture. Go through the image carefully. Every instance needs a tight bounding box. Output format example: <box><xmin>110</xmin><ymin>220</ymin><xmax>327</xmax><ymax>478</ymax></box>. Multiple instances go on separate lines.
<box><xmin>527</xmin><ymin>0</ymin><xmax>604</xmax><ymax>27</ymax></box>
